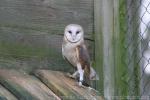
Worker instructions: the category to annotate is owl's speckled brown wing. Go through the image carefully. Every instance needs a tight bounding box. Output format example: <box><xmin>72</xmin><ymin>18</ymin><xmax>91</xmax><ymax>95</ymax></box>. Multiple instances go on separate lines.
<box><xmin>76</xmin><ymin>44</ymin><xmax>91</xmax><ymax>73</ymax></box>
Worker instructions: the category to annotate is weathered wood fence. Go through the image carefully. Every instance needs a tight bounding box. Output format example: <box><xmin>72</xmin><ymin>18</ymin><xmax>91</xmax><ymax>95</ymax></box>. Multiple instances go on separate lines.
<box><xmin>94</xmin><ymin>0</ymin><xmax>119</xmax><ymax>99</ymax></box>
<box><xmin>0</xmin><ymin>0</ymin><xmax>148</xmax><ymax>99</ymax></box>
<box><xmin>0</xmin><ymin>0</ymin><xmax>94</xmax><ymax>72</ymax></box>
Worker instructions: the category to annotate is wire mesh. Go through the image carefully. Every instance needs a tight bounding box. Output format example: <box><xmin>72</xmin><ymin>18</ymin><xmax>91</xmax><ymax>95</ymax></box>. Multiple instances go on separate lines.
<box><xmin>120</xmin><ymin>0</ymin><xmax>150</xmax><ymax>98</ymax></box>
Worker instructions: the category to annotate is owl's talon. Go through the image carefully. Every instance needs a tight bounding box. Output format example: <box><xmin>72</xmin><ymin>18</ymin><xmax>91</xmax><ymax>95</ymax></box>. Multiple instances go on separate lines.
<box><xmin>70</xmin><ymin>75</ymin><xmax>76</xmax><ymax>79</ymax></box>
<box><xmin>66</xmin><ymin>73</ymin><xmax>76</xmax><ymax>79</ymax></box>
<box><xmin>79</xmin><ymin>82</ymin><xmax>82</xmax><ymax>86</ymax></box>
<box><xmin>78</xmin><ymin>80</ymin><xmax>84</xmax><ymax>87</ymax></box>
<box><xmin>77</xmin><ymin>82</ymin><xmax>87</xmax><ymax>89</ymax></box>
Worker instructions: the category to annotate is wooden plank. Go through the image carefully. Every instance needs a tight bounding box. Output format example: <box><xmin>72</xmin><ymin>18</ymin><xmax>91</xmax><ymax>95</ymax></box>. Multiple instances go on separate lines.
<box><xmin>97</xmin><ymin>0</ymin><xmax>116</xmax><ymax>99</ymax></box>
<box><xmin>94</xmin><ymin>0</ymin><xmax>120</xmax><ymax>99</ymax></box>
<box><xmin>0</xmin><ymin>69</ymin><xmax>60</xmax><ymax>100</ymax></box>
<box><xmin>113</xmin><ymin>0</ymin><xmax>120</xmax><ymax>97</ymax></box>
<box><xmin>0</xmin><ymin>84</ymin><xmax>18</xmax><ymax>100</ymax></box>
<box><xmin>34</xmin><ymin>70</ymin><xmax>102</xmax><ymax>100</ymax></box>
<box><xmin>94</xmin><ymin>0</ymin><xmax>104</xmax><ymax>94</ymax></box>
<box><xmin>0</xmin><ymin>0</ymin><xmax>93</xmax><ymax>37</ymax></box>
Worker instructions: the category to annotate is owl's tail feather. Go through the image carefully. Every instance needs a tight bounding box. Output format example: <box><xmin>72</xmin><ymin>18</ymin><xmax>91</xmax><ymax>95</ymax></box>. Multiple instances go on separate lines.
<box><xmin>89</xmin><ymin>67</ymin><xmax>99</xmax><ymax>80</ymax></box>
<box><xmin>83</xmin><ymin>66</ymin><xmax>99</xmax><ymax>86</ymax></box>
<box><xmin>83</xmin><ymin>65</ymin><xmax>90</xmax><ymax>86</ymax></box>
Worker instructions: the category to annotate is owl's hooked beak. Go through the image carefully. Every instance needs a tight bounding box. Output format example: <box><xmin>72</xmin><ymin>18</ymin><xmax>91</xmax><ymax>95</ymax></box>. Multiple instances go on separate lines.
<box><xmin>72</xmin><ymin>35</ymin><xmax>76</xmax><ymax>41</ymax></box>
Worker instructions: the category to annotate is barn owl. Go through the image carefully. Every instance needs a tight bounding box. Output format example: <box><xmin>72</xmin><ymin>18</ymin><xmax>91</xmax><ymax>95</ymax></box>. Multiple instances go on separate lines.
<box><xmin>62</xmin><ymin>24</ymin><xmax>98</xmax><ymax>86</ymax></box>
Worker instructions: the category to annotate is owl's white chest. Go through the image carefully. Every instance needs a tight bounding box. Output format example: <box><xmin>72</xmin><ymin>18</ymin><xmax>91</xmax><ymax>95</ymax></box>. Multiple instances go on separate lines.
<box><xmin>62</xmin><ymin>43</ymin><xmax>79</xmax><ymax>67</ymax></box>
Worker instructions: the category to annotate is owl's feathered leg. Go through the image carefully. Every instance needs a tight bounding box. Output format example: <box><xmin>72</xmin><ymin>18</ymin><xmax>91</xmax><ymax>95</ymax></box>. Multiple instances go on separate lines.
<box><xmin>77</xmin><ymin>63</ymin><xmax>84</xmax><ymax>86</ymax></box>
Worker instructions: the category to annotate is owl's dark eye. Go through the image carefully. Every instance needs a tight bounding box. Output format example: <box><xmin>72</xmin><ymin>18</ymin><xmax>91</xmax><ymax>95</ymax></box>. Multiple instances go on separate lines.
<box><xmin>68</xmin><ymin>31</ymin><xmax>72</xmax><ymax>34</ymax></box>
<box><xmin>76</xmin><ymin>31</ymin><xmax>80</xmax><ymax>34</ymax></box>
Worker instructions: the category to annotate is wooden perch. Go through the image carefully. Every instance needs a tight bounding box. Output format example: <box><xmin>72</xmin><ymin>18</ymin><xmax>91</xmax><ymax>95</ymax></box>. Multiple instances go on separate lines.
<box><xmin>0</xmin><ymin>69</ymin><xmax>60</xmax><ymax>100</ymax></box>
<box><xmin>0</xmin><ymin>69</ymin><xmax>102</xmax><ymax>100</ymax></box>
<box><xmin>34</xmin><ymin>70</ymin><xmax>102</xmax><ymax>100</ymax></box>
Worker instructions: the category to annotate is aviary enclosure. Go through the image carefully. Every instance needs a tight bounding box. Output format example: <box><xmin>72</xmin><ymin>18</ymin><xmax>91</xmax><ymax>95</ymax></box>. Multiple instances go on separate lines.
<box><xmin>0</xmin><ymin>0</ymin><xmax>150</xmax><ymax>100</ymax></box>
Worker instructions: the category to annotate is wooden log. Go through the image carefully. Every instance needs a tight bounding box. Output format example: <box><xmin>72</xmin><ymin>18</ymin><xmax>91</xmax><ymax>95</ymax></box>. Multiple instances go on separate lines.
<box><xmin>34</xmin><ymin>70</ymin><xmax>103</xmax><ymax>100</ymax></box>
<box><xmin>0</xmin><ymin>69</ymin><xmax>60</xmax><ymax>100</ymax></box>
<box><xmin>0</xmin><ymin>84</ymin><xmax>17</xmax><ymax>100</ymax></box>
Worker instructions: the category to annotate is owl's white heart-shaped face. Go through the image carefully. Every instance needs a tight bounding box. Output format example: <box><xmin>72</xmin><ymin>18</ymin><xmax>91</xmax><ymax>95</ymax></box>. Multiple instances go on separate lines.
<box><xmin>64</xmin><ymin>24</ymin><xmax>84</xmax><ymax>43</ymax></box>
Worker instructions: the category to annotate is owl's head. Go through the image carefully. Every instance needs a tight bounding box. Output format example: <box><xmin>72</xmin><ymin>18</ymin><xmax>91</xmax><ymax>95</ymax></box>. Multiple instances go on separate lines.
<box><xmin>64</xmin><ymin>24</ymin><xmax>84</xmax><ymax>43</ymax></box>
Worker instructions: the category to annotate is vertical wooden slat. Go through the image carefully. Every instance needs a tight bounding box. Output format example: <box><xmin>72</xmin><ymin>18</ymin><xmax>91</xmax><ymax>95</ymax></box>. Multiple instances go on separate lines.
<box><xmin>102</xmin><ymin>0</ymin><xmax>115</xmax><ymax>99</ymax></box>
<box><xmin>94</xmin><ymin>0</ymin><xmax>120</xmax><ymax>99</ymax></box>
<box><xmin>113</xmin><ymin>0</ymin><xmax>120</xmax><ymax>97</ymax></box>
<box><xmin>94</xmin><ymin>0</ymin><xmax>103</xmax><ymax>95</ymax></box>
